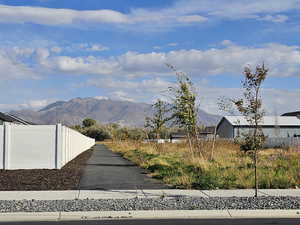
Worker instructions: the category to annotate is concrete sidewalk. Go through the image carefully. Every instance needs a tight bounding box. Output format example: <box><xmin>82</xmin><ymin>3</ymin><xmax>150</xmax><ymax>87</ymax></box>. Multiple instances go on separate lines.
<box><xmin>1</xmin><ymin>189</ymin><xmax>300</xmax><ymax>200</ymax></box>
<box><xmin>1</xmin><ymin>189</ymin><xmax>300</xmax><ymax>222</ymax></box>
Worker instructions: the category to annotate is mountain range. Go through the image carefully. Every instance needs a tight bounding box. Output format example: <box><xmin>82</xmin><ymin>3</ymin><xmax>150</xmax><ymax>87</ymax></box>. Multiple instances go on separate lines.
<box><xmin>10</xmin><ymin>97</ymin><xmax>221</xmax><ymax>127</ymax></box>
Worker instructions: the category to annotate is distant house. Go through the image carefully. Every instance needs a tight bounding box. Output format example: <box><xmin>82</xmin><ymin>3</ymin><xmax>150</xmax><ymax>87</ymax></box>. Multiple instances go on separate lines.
<box><xmin>170</xmin><ymin>133</ymin><xmax>187</xmax><ymax>143</ymax></box>
<box><xmin>0</xmin><ymin>112</ymin><xmax>34</xmax><ymax>125</ymax></box>
<box><xmin>199</xmin><ymin>126</ymin><xmax>216</xmax><ymax>139</ymax></box>
<box><xmin>216</xmin><ymin>116</ymin><xmax>300</xmax><ymax>139</ymax></box>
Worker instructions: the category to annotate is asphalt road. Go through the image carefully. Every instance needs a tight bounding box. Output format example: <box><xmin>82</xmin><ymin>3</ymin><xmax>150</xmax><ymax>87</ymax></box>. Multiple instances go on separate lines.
<box><xmin>79</xmin><ymin>144</ymin><xmax>168</xmax><ymax>190</ymax></box>
<box><xmin>1</xmin><ymin>219</ymin><xmax>300</xmax><ymax>225</ymax></box>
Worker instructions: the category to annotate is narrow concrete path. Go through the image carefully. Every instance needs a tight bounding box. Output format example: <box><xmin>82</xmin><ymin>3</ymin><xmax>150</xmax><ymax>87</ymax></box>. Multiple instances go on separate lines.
<box><xmin>79</xmin><ymin>144</ymin><xmax>169</xmax><ymax>190</ymax></box>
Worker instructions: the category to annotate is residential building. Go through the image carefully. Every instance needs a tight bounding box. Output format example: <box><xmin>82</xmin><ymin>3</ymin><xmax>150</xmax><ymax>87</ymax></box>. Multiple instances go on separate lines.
<box><xmin>170</xmin><ymin>133</ymin><xmax>187</xmax><ymax>143</ymax></box>
<box><xmin>0</xmin><ymin>112</ymin><xmax>34</xmax><ymax>125</ymax></box>
<box><xmin>217</xmin><ymin>116</ymin><xmax>300</xmax><ymax>139</ymax></box>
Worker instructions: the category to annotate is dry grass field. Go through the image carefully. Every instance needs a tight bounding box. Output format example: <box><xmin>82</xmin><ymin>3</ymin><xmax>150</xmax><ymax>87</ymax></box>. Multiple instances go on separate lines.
<box><xmin>105</xmin><ymin>140</ymin><xmax>300</xmax><ymax>189</ymax></box>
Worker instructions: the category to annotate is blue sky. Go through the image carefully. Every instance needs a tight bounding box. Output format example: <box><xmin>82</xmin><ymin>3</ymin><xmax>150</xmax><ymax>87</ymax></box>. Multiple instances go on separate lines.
<box><xmin>0</xmin><ymin>0</ymin><xmax>300</xmax><ymax>114</ymax></box>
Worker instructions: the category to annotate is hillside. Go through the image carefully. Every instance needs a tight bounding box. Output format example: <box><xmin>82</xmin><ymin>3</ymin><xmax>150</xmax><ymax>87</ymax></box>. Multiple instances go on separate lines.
<box><xmin>10</xmin><ymin>97</ymin><xmax>221</xmax><ymax>127</ymax></box>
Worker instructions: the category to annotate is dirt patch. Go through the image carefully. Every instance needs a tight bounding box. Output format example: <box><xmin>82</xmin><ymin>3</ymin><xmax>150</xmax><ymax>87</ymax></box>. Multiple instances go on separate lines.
<box><xmin>0</xmin><ymin>148</ymin><xmax>93</xmax><ymax>191</ymax></box>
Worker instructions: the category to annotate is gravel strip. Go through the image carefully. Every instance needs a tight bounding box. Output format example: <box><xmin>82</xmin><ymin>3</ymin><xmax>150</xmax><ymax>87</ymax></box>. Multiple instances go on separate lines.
<box><xmin>1</xmin><ymin>197</ymin><xmax>300</xmax><ymax>212</ymax></box>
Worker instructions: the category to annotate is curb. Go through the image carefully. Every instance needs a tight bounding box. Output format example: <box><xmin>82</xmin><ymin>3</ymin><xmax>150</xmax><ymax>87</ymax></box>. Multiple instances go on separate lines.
<box><xmin>1</xmin><ymin>210</ymin><xmax>300</xmax><ymax>222</ymax></box>
<box><xmin>2</xmin><ymin>189</ymin><xmax>300</xmax><ymax>201</ymax></box>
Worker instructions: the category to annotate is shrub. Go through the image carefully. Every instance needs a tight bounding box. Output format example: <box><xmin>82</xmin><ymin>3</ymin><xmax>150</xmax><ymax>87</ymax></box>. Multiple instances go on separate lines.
<box><xmin>82</xmin><ymin>118</ymin><xmax>97</xmax><ymax>128</ymax></box>
<box><xmin>85</xmin><ymin>127</ymin><xmax>111</xmax><ymax>141</ymax></box>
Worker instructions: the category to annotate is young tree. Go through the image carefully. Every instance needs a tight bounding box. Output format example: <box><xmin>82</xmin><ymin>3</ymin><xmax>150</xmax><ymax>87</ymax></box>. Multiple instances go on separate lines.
<box><xmin>232</xmin><ymin>64</ymin><xmax>268</xmax><ymax>197</ymax></box>
<box><xmin>145</xmin><ymin>99</ymin><xmax>171</xmax><ymax>139</ymax></box>
<box><xmin>167</xmin><ymin>64</ymin><xmax>201</xmax><ymax>158</ymax></box>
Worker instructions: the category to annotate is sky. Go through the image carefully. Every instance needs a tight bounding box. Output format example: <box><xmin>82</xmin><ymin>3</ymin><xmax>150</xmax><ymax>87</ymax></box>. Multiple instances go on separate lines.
<box><xmin>0</xmin><ymin>0</ymin><xmax>300</xmax><ymax>115</ymax></box>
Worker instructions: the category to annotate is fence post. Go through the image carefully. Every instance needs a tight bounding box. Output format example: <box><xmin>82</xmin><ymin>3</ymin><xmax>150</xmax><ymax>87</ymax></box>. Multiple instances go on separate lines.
<box><xmin>3</xmin><ymin>122</ymin><xmax>11</xmax><ymax>170</ymax></box>
<box><xmin>55</xmin><ymin>123</ymin><xmax>63</xmax><ymax>169</ymax></box>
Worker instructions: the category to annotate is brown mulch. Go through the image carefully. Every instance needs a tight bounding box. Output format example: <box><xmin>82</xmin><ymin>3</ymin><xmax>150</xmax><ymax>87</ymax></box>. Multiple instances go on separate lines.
<box><xmin>0</xmin><ymin>148</ymin><xmax>93</xmax><ymax>191</ymax></box>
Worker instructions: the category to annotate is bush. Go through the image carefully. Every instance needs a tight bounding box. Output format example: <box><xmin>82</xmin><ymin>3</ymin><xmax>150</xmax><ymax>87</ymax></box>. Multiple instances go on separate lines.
<box><xmin>240</xmin><ymin>134</ymin><xmax>265</xmax><ymax>152</ymax></box>
<box><xmin>127</xmin><ymin>129</ymin><xmax>146</xmax><ymax>140</ymax></box>
<box><xmin>82</xmin><ymin>118</ymin><xmax>97</xmax><ymax>128</ymax></box>
<box><xmin>85</xmin><ymin>127</ymin><xmax>111</xmax><ymax>141</ymax></box>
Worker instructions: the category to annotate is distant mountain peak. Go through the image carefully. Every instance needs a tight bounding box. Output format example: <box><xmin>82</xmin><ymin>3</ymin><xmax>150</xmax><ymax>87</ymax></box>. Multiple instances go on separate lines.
<box><xmin>38</xmin><ymin>101</ymin><xmax>66</xmax><ymax>112</ymax></box>
<box><xmin>11</xmin><ymin>97</ymin><xmax>221</xmax><ymax>127</ymax></box>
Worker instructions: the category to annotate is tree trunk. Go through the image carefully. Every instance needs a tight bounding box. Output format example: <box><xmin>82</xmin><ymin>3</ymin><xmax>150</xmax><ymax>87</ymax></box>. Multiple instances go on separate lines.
<box><xmin>193</xmin><ymin>126</ymin><xmax>205</xmax><ymax>160</ymax></box>
<box><xmin>254</xmin><ymin>149</ymin><xmax>258</xmax><ymax>197</ymax></box>
<box><xmin>187</xmin><ymin>132</ymin><xmax>194</xmax><ymax>160</ymax></box>
<box><xmin>210</xmin><ymin>127</ymin><xmax>217</xmax><ymax>161</ymax></box>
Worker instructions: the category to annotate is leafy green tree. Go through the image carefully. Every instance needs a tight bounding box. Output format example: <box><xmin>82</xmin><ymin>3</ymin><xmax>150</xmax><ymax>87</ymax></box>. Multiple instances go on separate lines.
<box><xmin>145</xmin><ymin>99</ymin><xmax>171</xmax><ymax>139</ymax></box>
<box><xmin>82</xmin><ymin>118</ymin><xmax>96</xmax><ymax>128</ymax></box>
<box><xmin>232</xmin><ymin>64</ymin><xmax>268</xmax><ymax>197</ymax></box>
<box><xmin>167</xmin><ymin>64</ymin><xmax>200</xmax><ymax>157</ymax></box>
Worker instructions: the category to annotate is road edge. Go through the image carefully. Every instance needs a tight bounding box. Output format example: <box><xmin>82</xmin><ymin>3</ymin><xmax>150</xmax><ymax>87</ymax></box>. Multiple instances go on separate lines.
<box><xmin>1</xmin><ymin>209</ymin><xmax>300</xmax><ymax>222</ymax></box>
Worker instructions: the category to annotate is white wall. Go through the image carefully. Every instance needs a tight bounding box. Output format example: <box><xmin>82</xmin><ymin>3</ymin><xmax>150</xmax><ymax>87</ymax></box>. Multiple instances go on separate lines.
<box><xmin>0</xmin><ymin>123</ymin><xmax>95</xmax><ymax>170</ymax></box>
<box><xmin>0</xmin><ymin>126</ymin><xmax>4</xmax><ymax>169</ymax></box>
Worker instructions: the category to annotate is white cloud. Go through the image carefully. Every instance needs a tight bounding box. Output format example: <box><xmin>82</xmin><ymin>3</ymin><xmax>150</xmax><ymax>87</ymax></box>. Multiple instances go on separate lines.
<box><xmin>220</xmin><ymin>40</ymin><xmax>234</xmax><ymax>46</ymax></box>
<box><xmin>0</xmin><ymin>50</ymin><xmax>38</xmax><ymax>81</ymax></box>
<box><xmin>86</xmin><ymin>77</ymin><xmax>174</xmax><ymax>103</ymax></box>
<box><xmin>35</xmin><ymin>48</ymin><xmax>50</xmax><ymax>63</ymax></box>
<box><xmin>259</xmin><ymin>14</ymin><xmax>289</xmax><ymax>23</ymax></box>
<box><xmin>87</xmin><ymin>77</ymin><xmax>173</xmax><ymax>92</ymax></box>
<box><xmin>80</xmin><ymin>44</ymin><xmax>109</xmax><ymax>52</ymax></box>
<box><xmin>177</xmin><ymin>15</ymin><xmax>208</xmax><ymax>23</ymax></box>
<box><xmin>40</xmin><ymin>42</ymin><xmax>300</xmax><ymax>78</ymax></box>
<box><xmin>0</xmin><ymin>4</ymin><xmax>128</xmax><ymax>26</ymax></box>
<box><xmin>45</xmin><ymin>55</ymin><xmax>119</xmax><ymax>75</ymax></box>
<box><xmin>110</xmin><ymin>91</ymin><xmax>135</xmax><ymax>102</ymax></box>
<box><xmin>198</xmin><ymin>86</ymin><xmax>300</xmax><ymax>115</ymax></box>
<box><xmin>167</xmin><ymin>43</ymin><xmax>178</xmax><ymax>47</ymax></box>
<box><xmin>153</xmin><ymin>46</ymin><xmax>161</xmax><ymax>50</ymax></box>
<box><xmin>22</xmin><ymin>99</ymin><xmax>55</xmax><ymax>109</ymax></box>
<box><xmin>0</xmin><ymin>99</ymin><xmax>56</xmax><ymax>111</ymax></box>
<box><xmin>50</xmin><ymin>46</ymin><xmax>62</xmax><ymax>53</ymax></box>
<box><xmin>11</xmin><ymin>47</ymin><xmax>35</xmax><ymax>57</ymax></box>
<box><xmin>0</xmin><ymin>0</ymin><xmax>296</xmax><ymax>30</ymax></box>
<box><xmin>88</xmin><ymin>44</ymin><xmax>109</xmax><ymax>52</ymax></box>
<box><xmin>94</xmin><ymin>96</ymin><xmax>109</xmax><ymax>100</ymax></box>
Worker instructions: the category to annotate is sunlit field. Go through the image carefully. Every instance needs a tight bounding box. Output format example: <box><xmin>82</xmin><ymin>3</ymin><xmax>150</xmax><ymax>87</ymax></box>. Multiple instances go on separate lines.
<box><xmin>105</xmin><ymin>140</ymin><xmax>300</xmax><ymax>189</ymax></box>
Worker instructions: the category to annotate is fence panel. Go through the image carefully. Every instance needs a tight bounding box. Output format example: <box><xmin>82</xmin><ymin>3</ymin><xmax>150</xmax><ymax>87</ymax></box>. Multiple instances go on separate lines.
<box><xmin>0</xmin><ymin>123</ymin><xmax>95</xmax><ymax>170</ymax></box>
<box><xmin>0</xmin><ymin>126</ymin><xmax>3</xmax><ymax>169</ymax></box>
<box><xmin>62</xmin><ymin>126</ymin><xmax>95</xmax><ymax>166</ymax></box>
<box><xmin>9</xmin><ymin>125</ymin><xmax>56</xmax><ymax>169</ymax></box>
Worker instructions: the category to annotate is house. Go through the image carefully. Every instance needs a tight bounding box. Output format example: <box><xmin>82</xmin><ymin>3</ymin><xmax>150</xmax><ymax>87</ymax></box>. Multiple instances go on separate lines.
<box><xmin>216</xmin><ymin>116</ymin><xmax>300</xmax><ymax>139</ymax></box>
<box><xmin>170</xmin><ymin>133</ymin><xmax>187</xmax><ymax>143</ymax></box>
<box><xmin>0</xmin><ymin>112</ymin><xmax>34</xmax><ymax>125</ymax></box>
<box><xmin>199</xmin><ymin>126</ymin><xmax>216</xmax><ymax>139</ymax></box>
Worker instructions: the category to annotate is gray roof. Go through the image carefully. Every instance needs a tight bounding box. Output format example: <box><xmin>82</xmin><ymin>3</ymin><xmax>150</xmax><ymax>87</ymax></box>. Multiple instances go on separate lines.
<box><xmin>223</xmin><ymin>116</ymin><xmax>300</xmax><ymax>127</ymax></box>
<box><xmin>0</xmin><ymin>112</ymin><xmax>34</xmax><ymax>125</ymax></box>
<box><xmin>282</xmin><ymin>111</ymin><xmax>300</xmax><ymax>117</ymax></box>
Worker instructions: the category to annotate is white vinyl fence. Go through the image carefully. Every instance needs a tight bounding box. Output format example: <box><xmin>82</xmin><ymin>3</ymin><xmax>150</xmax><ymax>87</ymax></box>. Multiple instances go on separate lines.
<box><xmin>0</xmin><ymin>123</ymin><xmax>95</xmax><ymax>170</ymax></box>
